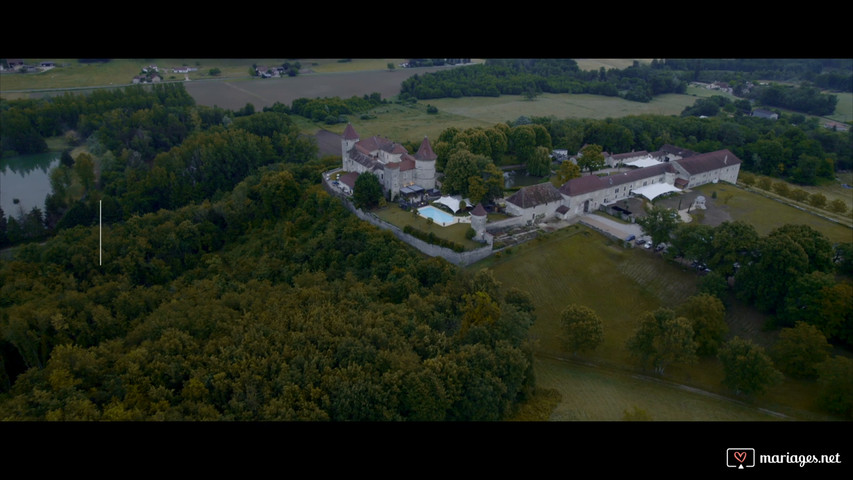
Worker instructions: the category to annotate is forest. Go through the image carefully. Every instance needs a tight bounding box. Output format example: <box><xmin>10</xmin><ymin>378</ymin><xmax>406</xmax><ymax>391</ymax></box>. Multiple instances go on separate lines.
<box><xmin>398</xmin><ymin>58</ymin><xmax>851</xmax><ymax>110</ymax></box>
<box><xmin>0</xmin><ymin>83</ymin><xmax>537</xmax><ymax>419</ymax></box>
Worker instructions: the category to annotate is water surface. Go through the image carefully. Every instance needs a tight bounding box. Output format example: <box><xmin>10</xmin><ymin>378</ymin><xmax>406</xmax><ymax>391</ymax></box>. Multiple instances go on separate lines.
<box><xmin>0</xmin><ymin>152</ymin><xmax>59</xmax><ymax>217</ymax></box>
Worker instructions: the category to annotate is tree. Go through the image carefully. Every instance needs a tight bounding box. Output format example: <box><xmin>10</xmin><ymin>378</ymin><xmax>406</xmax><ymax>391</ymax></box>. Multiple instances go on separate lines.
<box><xmin>560</xmin><ymin>304</ymin><xmax>604</xmax><ymax>355</ymax></box>
<box><xmin>636</xmin><ymin>204</ymin><xmax>681</xmax><ymax>247</ymax></box>
<box><xmin>777</xmin><ymin>271</ymin><xmax>836</xmax><ymax>328</ymax></box>
<box><xmin>771</xmin><ymin>322</ymin><xmax>831</xmax><ymax>379</ymax></box>
<box><xmin>676</xmin><ymin>294</ymin><xmax>728</xmax><ymax>357</ymax></box>
<box><xmin>670</xmin><ymin>223</ymin><xmax>714</xmax><ymax>264</ymax></box>
<box><xmin>814</xmin><ymin>283</ymin><xmax>853</xmax><ymax>346</ymax></box>
<box><xmin>717</xmin><ymin>337</ymin><xmax>782</xmax><ymax>396</ymax></box>
<box><xmin>577</xmin><ymin>144</ymin><xmax>605</xmax><ymax>172</ymax></box>
<box><xmin>707</xmin><ymin>221</ymin><xmax>759</xmax><ymax>277</ymax></box>
<box><xmin>736</xmin><ymin>233</ymin><xmax>809</xmax><ymax>313</ymax></box>
<box><xmin>73</xmin><ymin>153</ymin><xmax>96</xmax><ymax>191</ymax></box>
<box><xmin>352</xmin><ymin>173</ymin><xmax>383</xmax><ymax>210</ymax></box>
<box><xmin>626</xmin><ymin>308</ymin><xmax>697</xmax><ymax>374</ymax></box>
<box><xmin>553</xmin><ymin>160</ymin><xmax>581</xmax><ymax>186</ymax></box>
<box><xmin>770</xmin><ymin>224</ymin><xmax>834</xmax><ymax>273</ymax></box>
<box><xmin>442</xmin><ymin>149</ymin><xmax>483</xmax><ymax>196</ymax></box>
<box><xmin>816</xmin><ymin>356</ymin><xmax>853</xmax><ymax>419</ymax></box>
<box><xmin>526</xmin><ymin>146</ymin><xmax>552</xmax><ymax>177</ymax></box>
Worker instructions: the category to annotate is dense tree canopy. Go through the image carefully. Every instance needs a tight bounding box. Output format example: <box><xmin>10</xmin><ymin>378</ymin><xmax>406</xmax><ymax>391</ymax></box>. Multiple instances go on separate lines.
<box><xmin>0</xmin><ymin>165</ymin><xmax>537</xmax><ymax>420</ymax></box>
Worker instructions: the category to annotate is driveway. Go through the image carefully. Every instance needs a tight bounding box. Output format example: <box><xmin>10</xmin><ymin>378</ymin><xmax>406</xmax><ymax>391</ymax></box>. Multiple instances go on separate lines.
<box><xmin>578</xmin><ymin>214</ymin><xmax>645</xmax><ymax>241</ymax></box>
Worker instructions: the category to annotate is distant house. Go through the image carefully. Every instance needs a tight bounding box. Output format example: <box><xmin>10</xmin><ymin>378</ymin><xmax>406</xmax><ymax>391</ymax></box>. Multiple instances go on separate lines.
<box><xmin>751</xmin><ymin>109</ymin><xmax>778</xmax><ymax>120</ymax></box>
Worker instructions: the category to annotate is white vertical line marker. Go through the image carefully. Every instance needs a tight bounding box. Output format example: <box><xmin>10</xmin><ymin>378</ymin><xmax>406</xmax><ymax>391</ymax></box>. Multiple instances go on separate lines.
<box><xmin>99</xmin><ymin>200</ymin><xmax>102</xmax><ymax>266</ymax></box>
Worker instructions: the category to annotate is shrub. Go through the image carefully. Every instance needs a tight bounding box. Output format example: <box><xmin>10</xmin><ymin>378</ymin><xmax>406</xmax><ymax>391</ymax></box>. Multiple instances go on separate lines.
<box><xmin>808</xmin><ymin>193</ymin><xmax>828</xmax><ymax>209</ymax></box>
<box><xmin>828</xmin><ymin>199</ymin><xmax>848</xmax><ymax>214</ymax></box>
<box><xmin>789</xmin><ymin>189</ymin><xmax>809</xmax><ymax>202</ymax></box>
<box><xmin>772</xmin><ymin>182</ymin><xmax>791</xmax><ymax>198</ymax></box>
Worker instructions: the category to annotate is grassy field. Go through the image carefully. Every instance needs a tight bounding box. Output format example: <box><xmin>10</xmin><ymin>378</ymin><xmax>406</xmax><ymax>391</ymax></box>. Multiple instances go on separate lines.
<box><xmin>473</xmin><ymin>222</ymin><xmax>840</xmax><ymax>420</ymax></box>
<box><xmin>685</xmin><ymin>183</ymin><xmax>853</xmax><ymax>243</ymax></box>
<box><xmin>475</xmin><ymin>226</ymin><xmax>700</xmax><ymax>367</ymax></box>
<box><xmin>295</xmin><ymin>91</ymin><xmax>706</xmax><ymax>147</ymax></box>
<box><xmin>533</xmin><ymin>356</ymin><xmax>789</xmax><ymax>421</ymax></box>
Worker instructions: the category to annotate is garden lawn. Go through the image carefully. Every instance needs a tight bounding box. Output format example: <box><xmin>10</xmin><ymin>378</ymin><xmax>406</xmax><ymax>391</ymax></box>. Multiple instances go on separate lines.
<box><xmin>692</xmin><ymin>183</ymin><xmax>853</xmax><ymax>244</ymax></box>
<box><xmin>373</xmin><ymin>204</ymin><xmax>482</xmax><ymax>251</ymax></box>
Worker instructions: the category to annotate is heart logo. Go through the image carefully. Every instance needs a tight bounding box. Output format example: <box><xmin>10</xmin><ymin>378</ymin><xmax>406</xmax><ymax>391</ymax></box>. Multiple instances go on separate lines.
<box><xmin>734</xmin><ymin>451</ymin><xmax>747</xmax><ymax>463</ymax></box>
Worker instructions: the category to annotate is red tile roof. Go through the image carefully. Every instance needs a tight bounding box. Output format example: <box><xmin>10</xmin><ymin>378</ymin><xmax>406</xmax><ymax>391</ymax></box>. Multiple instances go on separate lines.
<box><xmin>506</xmin><ymin>182</ymin><xmax>564</xmax><ymax>208</ymax></box>
<box><xmin>415</xmin><ymin>137</ymin><xmax>437</xmax><ymax>161</ymax></box>
<box><xmin>675</xmin><ymin>149</ymin><xmax>741</xmax><ymax>175</ymax></box>
<box><xmin>343</xmin><ymin>123</ymin><xmax>359</xmax><ymax>140</ymax></box>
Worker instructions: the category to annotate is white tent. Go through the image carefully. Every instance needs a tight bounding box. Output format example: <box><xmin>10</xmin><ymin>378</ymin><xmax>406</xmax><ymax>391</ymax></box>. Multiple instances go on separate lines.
<box><xmin>632</xmin><ymin>183</ymin><xmax>681</xmax><ymax>201</ymax></box>
<box><xmin>625</xmin><ymin>157</ymin><xmax>662</xmax><ymax>168</ymax></box>
<box><xmin>435</xmin><ymin>195</ymin><xmax>462</xmax><ymax>213</ymax></box>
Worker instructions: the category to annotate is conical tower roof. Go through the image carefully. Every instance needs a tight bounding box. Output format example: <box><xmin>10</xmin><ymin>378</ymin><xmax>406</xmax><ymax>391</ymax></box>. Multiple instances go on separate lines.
<box><xmin>471</xmin><ymin>203</ymin><xmax>487</xmax><ymax>216</ymax></box>
<box><xmin>415</xmin><ymin>136</ymin><xmax>437</xmax><ymax>161</ymax></box>
<box><xmin>343</xmin><ymin>123</ymin><xmax>359</xmax><ymax>140</ymax></box>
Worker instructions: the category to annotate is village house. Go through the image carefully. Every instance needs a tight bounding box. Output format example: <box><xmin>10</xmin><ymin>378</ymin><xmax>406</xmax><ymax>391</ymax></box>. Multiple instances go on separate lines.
<box><xmin>340</xmin><ymin>124</ymin><xmax>437</xmax><ymax>200</ymax></box>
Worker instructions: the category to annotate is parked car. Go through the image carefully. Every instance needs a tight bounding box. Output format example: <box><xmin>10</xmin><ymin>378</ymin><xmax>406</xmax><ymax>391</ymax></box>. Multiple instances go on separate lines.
<box><xmin>636</xmin><ymin>238</ymin><xmax>645</xmax><ymax>245</ymax></box>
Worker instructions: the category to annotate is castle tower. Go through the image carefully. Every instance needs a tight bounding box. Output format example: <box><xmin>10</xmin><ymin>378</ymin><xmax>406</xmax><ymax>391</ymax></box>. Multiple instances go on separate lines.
<box><xmin>471</xmin><ymin>203</ymin><xmax>488</xmax><ymax>241</ymax></box>
<box><xmin>414</xmin><ymin>136</ymin><xmax>437</xmax><ymax>190</ymax></box>
<box><xmin>341</xmin><ymin>123</ymin><xmax>359</xmax><ymax>169</ymax></box>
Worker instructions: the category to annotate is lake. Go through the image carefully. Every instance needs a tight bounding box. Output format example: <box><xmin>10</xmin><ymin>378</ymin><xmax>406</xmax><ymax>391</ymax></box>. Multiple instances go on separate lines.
<box><xmin>0</xmin><ymin>152</ymin><xmax>59</xmax><ymax>218</ymax></box>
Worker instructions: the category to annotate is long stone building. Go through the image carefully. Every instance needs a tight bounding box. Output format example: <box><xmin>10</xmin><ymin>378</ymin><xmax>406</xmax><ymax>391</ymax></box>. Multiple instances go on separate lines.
<box><xmin>506</xmin><ymin>148</ymin><xmax>742</xmax><ymax>219</ymax></box>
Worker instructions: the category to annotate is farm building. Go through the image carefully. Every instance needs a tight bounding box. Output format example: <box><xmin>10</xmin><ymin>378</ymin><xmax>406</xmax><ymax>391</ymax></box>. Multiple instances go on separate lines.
<box><xmin>505</xmin><ymin>182</ymin><xmax>565</xmax><ymax>220</ymax></box>
<box><xmin>340</xmin><ymin>124</ymin><xmax>437</xmax><ymax>200</ymax></box>
<box><xmin>507</xmin><ymin>148</ymin><xmax>741</xmax><ymax>220</ymax></box>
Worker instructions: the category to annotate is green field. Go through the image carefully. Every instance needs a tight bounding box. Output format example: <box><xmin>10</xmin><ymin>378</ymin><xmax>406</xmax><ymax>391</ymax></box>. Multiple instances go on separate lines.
<box><xmin>475</xmin><ymin>226</ymin><xmax>699</xmax><ymax>366</ymax></box>
<box><xmin>472</xmin><ymin>220</ymin><xmax>840</xmax><ymax>420</ymax></box>
<box><xmin>534</xmin><ymin>356</ymin><xmax>788</xmax><ymax>421</ymax></box>
<box><xmin>688</xmin><ymin>183</ymin><xmax>853</xmax><ymax>243</ymax></box>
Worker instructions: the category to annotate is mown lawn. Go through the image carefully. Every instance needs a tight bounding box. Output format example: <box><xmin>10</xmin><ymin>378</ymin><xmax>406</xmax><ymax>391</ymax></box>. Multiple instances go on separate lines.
<box><xmin>691</xmin><ymin>183</ymin><xmax>853</xmax><ymax>243</ymax></box>
<box><xmin>373</xmin><ymin>204</ymin><xmax>482</xmax><ymax>251</ymax></box>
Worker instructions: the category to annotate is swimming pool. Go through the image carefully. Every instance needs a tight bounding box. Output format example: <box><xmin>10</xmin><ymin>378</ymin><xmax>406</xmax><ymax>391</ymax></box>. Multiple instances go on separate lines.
<box><xmin>418</xmin><ymin>206</ymin><xmax>457</xmax><ymax>226</ymax></box>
